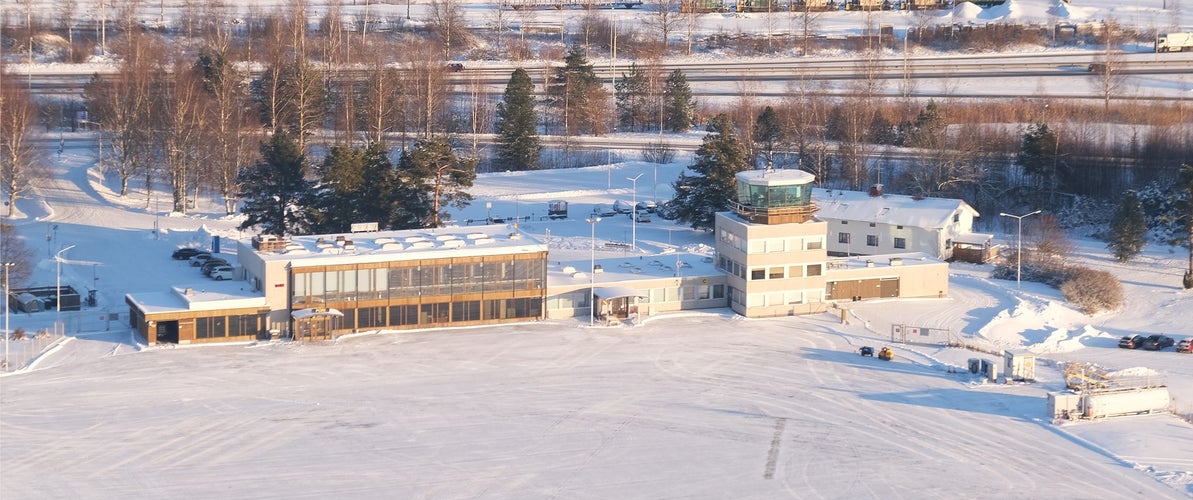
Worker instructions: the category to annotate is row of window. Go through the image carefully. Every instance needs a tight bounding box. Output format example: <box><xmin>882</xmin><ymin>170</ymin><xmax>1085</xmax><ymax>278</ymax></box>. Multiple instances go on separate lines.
<box><xmin>195</xmin><ymin>313</ymin><xmax>267</xmax><ymax>339</ymax></box>
<box><xmin>717</xmin><ymin>255</ymin><xmax>823</xmax><ymax>281</ymax></box>
<box><xmin>333</xmin><ymin>298</ymin><xmax>544</xmax><ymax>330</ymax></box>
<box><xmin>726</xmin><ymin>286</ymin><xmax>824</xmax><ymax>308</ymax></box>
<box><xmin>292</xmin><ymin>257</ymin><xmax>547</xmax><ymax>305</ymax></box>
<box><xmin>838</xmin><ymin>233</ymin><xmax>907</xmax><ymax>249</ymax></box>
<box><xmin>545</xmin><ymin>284</ymin><xmax>728</xmax><ymax>311</ymax></box>
<box><xmin>718</xmin><ymin>229</ymin><xmax>825</xmax><ymax>254</ymax></box>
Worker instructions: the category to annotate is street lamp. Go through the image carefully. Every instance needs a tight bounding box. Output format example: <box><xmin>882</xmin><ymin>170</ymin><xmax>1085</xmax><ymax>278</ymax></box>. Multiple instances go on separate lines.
<box><xmin>999</xmin><ymin>210</ymin><xmax>1041</xmax><ymax>289</ymax></box>
<box><xmin>627</xmin><ymin>173</ymin><xmax>643</xmax><ymax>251</ymax></box>
<box><xmin>586</xmin><ymin>217</ymin><xmax>601</xmax><ymax>326</ymax></box>
<box><xmin>3</xmin><ymin>261</ymin><xmax>14</xmax><ymax>370</ymax></box>
<box><xmin>55</xmin><ymin>244</ymin><xmax>76</xmax><ymax>334</ymax></box>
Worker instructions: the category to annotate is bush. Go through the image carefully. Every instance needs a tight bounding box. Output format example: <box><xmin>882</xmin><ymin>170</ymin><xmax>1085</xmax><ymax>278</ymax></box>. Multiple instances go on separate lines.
<box><xmin>1060</xmin><ymin>266</ymin><xmax>1124</xmax><ymax>314</ymax></box>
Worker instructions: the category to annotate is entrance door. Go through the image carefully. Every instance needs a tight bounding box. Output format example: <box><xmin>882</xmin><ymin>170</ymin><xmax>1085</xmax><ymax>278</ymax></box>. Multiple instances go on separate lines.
<box><xmin>155</xmin><ymin>321</ymin><xmax>179</xmax><ymax>344</ymax></box>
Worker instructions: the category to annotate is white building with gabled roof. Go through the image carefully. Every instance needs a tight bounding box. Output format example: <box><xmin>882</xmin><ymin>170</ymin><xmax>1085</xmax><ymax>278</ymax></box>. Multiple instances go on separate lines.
<box><xmin>813</xmin><ymin>184</ymin><xmax>989</xmax><ymax>261</ymax></box>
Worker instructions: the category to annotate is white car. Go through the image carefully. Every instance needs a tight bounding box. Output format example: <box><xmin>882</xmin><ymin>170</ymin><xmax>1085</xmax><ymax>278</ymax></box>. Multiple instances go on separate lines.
<box><xmin>189</xmin><ymin>253</ymin><xmax>217</xmax><ymax>267</ymax></box>
<box><xmin>209</xmin><ymin>266</ymin><xmax>236</xmax><ymax>281</ymax></box>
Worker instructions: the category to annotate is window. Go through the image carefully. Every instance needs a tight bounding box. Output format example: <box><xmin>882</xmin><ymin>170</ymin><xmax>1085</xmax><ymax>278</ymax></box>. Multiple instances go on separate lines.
<box><xmin>807</xmin><ymin>264</ymin><xmax>822</xmax><ymax>276</ymax></box>
<box><xmin>867</xmin><ymin>235</ymin><xmax>879</xmax><ymax>247</ymax></box>
<box><xmin>788</xmin><ymin>265</ymin><xmax>803</xmax><ymax>278</ymax></box>
<box><xmin>838</xmin><ymin>233</ymin><xmax>851</xmax><ymax>244</ymax></box>
<box><xmin>894</xmin><ymin>237</ymin><xmax>906</xmax><ymax>249</ymax></box>
<box><xmin>769</xmin><ymin>267</ymin><xmax>784</xmax><ymax>279</ymax></box>
<box><xmin>896</xmin><ymin>225</ymin><xmax>904</xmax><ymax>230</ymax></box>
<box><xmin>751</xmin><ymin>269</ymin><xmax>766</xmax><ymax>280</ymax></box>
<box><xmin>869</xmin><ymin>222</ymin><xmax>876</xmax><ymax>227</ymax></box>
<box><xmin>953</xmin><ymin>212</ymin><xmax>961</xmax><ymax>222</ymax></box>
<box><xmin>807</xmin><ymin>238</ymin><xmax>822</xmax><ymax>250</ymax></box>
<box><xmin>841</xmin><ymin>220</ymin><xmax>849</xmax><ymax>225</ymax></box>
<box><xmin>713</xmin><ymin>284</ymin><xmax>725</xmax><ymax>299</ymax></box>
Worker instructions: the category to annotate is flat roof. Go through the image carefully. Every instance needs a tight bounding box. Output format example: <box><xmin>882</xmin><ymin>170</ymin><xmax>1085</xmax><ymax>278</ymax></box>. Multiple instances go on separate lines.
<box><xmin>825</xmin><ymin>252</ymin><xmax>944</xmax><ymax>272</ymax></box>
<box><xmin>736</xmin><ymin>169</ymin><xmax>816</xmax><ymax>186</ymax></box>
<box><xmin>250</xmin><ymin>225</ymin><xmax>548</xmax><ymax>268</ymax></box>
<box><xmin>127</xmin><ymin>281</ymin><xmax>268</xmax><ymax>315</ymax></box>
<box><xmin>548</xmin><ymin>252</ymin><xmax>721</xmax><ymax>289</ymax></box>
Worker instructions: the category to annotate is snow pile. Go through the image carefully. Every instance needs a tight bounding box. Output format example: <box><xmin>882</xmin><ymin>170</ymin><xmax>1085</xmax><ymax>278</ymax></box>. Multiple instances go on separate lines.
<box><xmin>1030</xmin><ymin>324</ymin><xmax>1116</xmax><ymax>354</ymax></box>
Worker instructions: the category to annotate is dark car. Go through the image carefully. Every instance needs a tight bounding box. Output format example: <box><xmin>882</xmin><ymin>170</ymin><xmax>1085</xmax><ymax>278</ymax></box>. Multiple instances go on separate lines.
<box><xmin>1118</xmin><ymin>335</ymin><xmax>1147</xmax><ymax>349</ymax></box>
<box><xmin>172</xmin><ymin>248</ymin><xmax>207</xmax><ymax>260</ymax></box>
<box><xmin>1143</xmin><ymin>335</ymin><xmax>1175</xmax><ymax>351</ymax></box>
<box><xmin>447</xmin><ymin>63</ymin><xmax>465</xmax><ymax>72</ymax></box>
<box><xmin>200</xmin><ymin>258</ymin><xmax>231</xmax><ymax>276</ymax></box>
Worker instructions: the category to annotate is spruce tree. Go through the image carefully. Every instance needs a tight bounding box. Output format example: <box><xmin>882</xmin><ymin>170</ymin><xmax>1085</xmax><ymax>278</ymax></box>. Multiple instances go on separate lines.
<box><xmin>495</xmin><ymin>68</ymin><xmax>542</xmax><ymax>171</ymax></box>
<box><xmin>615</xmin><ymin>63</ymin><xmax>650</xmax><ymax>131</ymax></box>
<box><xmin>663</xmin><ymin>69</ymin><xmax>695</xmax><ymax>133</ymax></box>
<box><xmin>670</xmin><ymin>114</ymin><xmax>751</xmax><ymax>231</ymax></box>
<box><xmin>1108</xmin><ymin>189</ymin><xmax>1148</xmax><ymax>262</ymax></box>
<box><xmin>753</xmin><ymin>106</ymin><xmax>781</xmax><ymax>170</ymax></box>
<box><xmin>237</xmin><ymin>132</ymin><xmax>318</xmax><ymax>236</ymax></box>
<box><xmin>548</xmin><ymin>44</ymin><xmax>608</xmax><ymax>136</ymax></box>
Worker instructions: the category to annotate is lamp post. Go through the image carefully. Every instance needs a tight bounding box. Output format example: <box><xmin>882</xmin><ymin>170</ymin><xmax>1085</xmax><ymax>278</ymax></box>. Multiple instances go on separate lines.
<box><xmin>999</xmin><ymin>210</ymin><xmax>1041</xmax><ymax>289</ymax></box>
<box><xmin>55</xmin><ymin>244</ymin><xmax>76</xmax><ymax>334</ymax></box>
<box><xmin>586</xmin><ymin>217</ymin><xmax>601</xmax><ymax>326</ymax></box>
<box><xmin>627</xmin><ymin>173</ymin><xmax>642</xmax><ymax>251</ymax></box>
<box><xmin>3</xmin><ymin>261</ymin><xmax>14</xmax><ymax>370</ymax></box>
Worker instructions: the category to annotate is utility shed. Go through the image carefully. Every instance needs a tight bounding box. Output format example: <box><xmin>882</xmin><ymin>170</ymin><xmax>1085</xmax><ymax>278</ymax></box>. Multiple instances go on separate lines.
<box><xmin>1004</xmin><ymin>350</ymin><xmax>1036</xmax><ymax>382</ymax></box>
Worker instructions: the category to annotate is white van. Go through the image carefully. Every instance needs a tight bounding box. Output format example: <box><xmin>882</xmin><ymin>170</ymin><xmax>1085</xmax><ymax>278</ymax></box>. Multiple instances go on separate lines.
<box><xmin>209</xmin><ymin>266</ymin><xmax>236</xmax><ymax>281</ymax></box>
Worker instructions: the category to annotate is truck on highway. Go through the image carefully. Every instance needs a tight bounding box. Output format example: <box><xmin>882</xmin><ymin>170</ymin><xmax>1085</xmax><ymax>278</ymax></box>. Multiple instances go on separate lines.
<box><xmin>1155</xmin><ymin>32</ymin><xmax>1193</xmax><ymax>52</ymax></box>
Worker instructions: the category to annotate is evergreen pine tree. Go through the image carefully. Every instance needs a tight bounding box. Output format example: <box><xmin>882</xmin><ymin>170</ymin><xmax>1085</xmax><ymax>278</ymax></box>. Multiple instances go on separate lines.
<box><xmin>548</xmin><ymin>44</ymin><xmax>608</xmax><ymax>136</ymax></box>
<box><xmin>615</xmin><ymin>63</ymin><xmax>650</xmax><ymax>131</ymax></box>
<box><xmin>663</xmin><ymin>69</ymin><xmax>695</xmax><ymax>133</ymax></box>
<box><xmin>1108</xmin><ymin>189</ymin><xmax>1148</xmax><ymax>262</ymax></box>
<box><xmin>495</xmin><ymin>68</ymin><xmax>542</xmax><ymax>171</ymax></box>
<box><xmin>314</xmin><ymin>145</ymin><xmax>367</xmax><ymax>233</ymax></box>
<box><xmin>753</xmin><ymin>106</ymin><xmax>781</xmax><ymax>170</ymax></box>
<box><xmin>237</xmin><ymin>132</ymin><xmax>318</xmax><ymax>236</ymax></box>
<box><xmin>670</xmin><ymin>114</ymin><xmax>751</xmax><ymax>231</ymax></box>
<box><xmin>397</xmin><ymin>139</ymin><xmax>477</xmax><ymax>228</ymax></box>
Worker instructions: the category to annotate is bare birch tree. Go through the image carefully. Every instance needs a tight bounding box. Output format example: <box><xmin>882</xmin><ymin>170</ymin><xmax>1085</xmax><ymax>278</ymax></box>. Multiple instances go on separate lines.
<box><xmin>1</xmin><ymin>66</ymin><xmax>48</xmax><ymax>216</ymax></box>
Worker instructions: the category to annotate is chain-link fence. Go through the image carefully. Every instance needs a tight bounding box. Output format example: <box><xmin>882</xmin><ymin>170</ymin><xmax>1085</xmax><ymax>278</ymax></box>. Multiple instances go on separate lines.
<box><xmin>2</xmin><ymin>329</ymin><xmax>68</xmax><ymax>373</ymax></box>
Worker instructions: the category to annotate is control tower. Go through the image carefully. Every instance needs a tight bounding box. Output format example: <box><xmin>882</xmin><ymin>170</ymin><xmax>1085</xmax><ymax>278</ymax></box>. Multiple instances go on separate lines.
<box><xmin>714</xmin><ymin>169</ymin><xmax>828</xmax><ymax>317</ymax></box>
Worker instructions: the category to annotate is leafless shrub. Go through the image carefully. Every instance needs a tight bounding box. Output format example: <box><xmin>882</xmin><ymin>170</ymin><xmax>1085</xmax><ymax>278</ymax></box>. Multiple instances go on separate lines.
<box><xmin>1060</xmin><ymin>266</ymin><xmax>1124</xmax><ymax>314</ymax></box>
<box><xmin>642</xmin><ymin>140</ymin><xmax>675</xmax><ymax>164</ymax></box>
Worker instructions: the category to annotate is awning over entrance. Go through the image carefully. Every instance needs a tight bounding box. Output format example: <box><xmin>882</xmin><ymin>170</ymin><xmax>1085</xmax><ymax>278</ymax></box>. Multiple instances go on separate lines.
<box><xmin>291</xmin><ymin>307</ymin><xmax>345</xmax><ymax>319</ymax></box>
<box><xmin>953</xmin><ymin>233</ymin><xmax>993</xmax><ymax>246</ymax></box>
<box><xmin>593</xmin><ymin>287</ymin><xmax>645</xmax><ymax>299</ymax></box>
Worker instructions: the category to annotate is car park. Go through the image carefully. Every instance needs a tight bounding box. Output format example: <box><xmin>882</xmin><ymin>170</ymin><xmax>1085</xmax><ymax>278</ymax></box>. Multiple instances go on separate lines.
<box><xmin>189</xmin><ymin>253</ymin><xmax>218</xmax><ymax>267</ymax></box>
<box><xmin>1177</xmin><ymin>339</ymin><xmax>1192</xmax><ymax>353</ymax></box>
<box><xmin>200</xmin><ymin>258</ymin><xmax>230</xmax><ymax>276</ymax></box>
<box><xmin>171</xmin><ymin>248</ymin><xmax>207</xmax><ymax>260</ymax></box>
<box><xmin>209</xmin><ymin>266</ymin><xmax>236</xmax><ymax>281</ymax></box>
<box><xmin>1142</xmin><ymin>335</ymin><xmax>1175</xmax><ymax>351</ymax></box>
<box><xmin>1118</xmin><ymin>335</ymin><xmax>1147</xmax><ymax>349</ymax></box>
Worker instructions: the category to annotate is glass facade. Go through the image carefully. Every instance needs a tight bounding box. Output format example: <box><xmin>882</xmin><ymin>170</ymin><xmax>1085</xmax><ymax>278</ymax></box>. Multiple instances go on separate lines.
<box><xmin>737</xmin><ymin>181</ymin><xmax>813</xmax><ymax>208</ymax></box>
<box><xmin>290</xmin><ymin>253</ymin><xmax>548</xmax><ymax>331</ymax></box>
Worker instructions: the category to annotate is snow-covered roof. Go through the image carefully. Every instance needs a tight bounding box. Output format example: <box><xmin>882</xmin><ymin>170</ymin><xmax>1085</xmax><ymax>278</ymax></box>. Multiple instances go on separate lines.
<box><xmin>126</xmin><ymin>283</ymin><xmax>268</xmax><ymax>315</ymax></box>
<box><xmin>547</xmin><ymin>253</ymin><xmax>720</xmax><ymax>289</ymax></box>
<box><xmin>737</xmin><ymin>169</ymin><xmax>816</xmax><ymax>186</ymax></box>
<box><xmin>251</xmin><ymin>224</ymin><xmax>547</xmax><ymax>267</ymax></box>
<box><xmin>812</xmin><ymin>188</ymin><xmax>978</xmax><ymax>229</ymax></box>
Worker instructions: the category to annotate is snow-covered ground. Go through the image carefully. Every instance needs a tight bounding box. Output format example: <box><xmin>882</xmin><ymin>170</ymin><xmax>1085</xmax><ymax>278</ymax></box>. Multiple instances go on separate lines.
<box><xmin>1</xmin><ymin>132</ymin><xmax>1192</xmax><ymax>498</ymax></box>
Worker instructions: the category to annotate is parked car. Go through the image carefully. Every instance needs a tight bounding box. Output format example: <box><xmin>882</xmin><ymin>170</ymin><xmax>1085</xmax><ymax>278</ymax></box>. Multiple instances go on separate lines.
<box><xmin>634</xmin><ymin>210</ymin><xmax>652</xmax><ymax>223</ymax></box>
<box><xmin>1177</xmin><ymin>339</ymin><xmax>1192</xmax><ymax>353</ymax></box>
<box><xmin>1142</xmin><ymin>335</ymin><xmax>1175</xmax><ymax>351</ymax></box>
<box><xmin>171</xmin><ymin>248</ymin><xmax>207</xmax><ymax>260</ymax></box>
<box><xmin>636</xmin><ymin>200</ymin><xmax>657</xmax><ymax>213</ymax></box>
<box><xmin>189</xmin><ymin>253</ymin><xmax>218</xmax><ymax>267</ymax></box>
<box><xmin>200</xmin><ymin>258</ymin><xmax>231</xmax><ymax>276</ymax></box>
<box><xmin>209</xmin><ymin>265</ymin><xmax>236</xmax><ymax>281</ymax></box>
<box><xmin>592</xmin><ymin>204</ymin><xmax>617</xmax><ymax>217</ymax></box>
<box><xmin>1118</xmin><ymin>335</ymin><xmax>1147</xmax><ymax>349</ymax></box>
<box><xmin>446</xmin><ymin>62</ymin><xmax>465</xmax><ymax>72</ymax></box>
<box><xmin>613</xmin><ymin>200</ymin><xmax>634</xmax><ymax>214</ymax></box>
